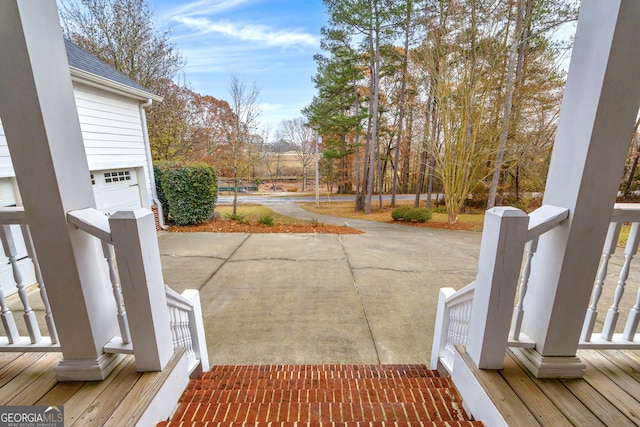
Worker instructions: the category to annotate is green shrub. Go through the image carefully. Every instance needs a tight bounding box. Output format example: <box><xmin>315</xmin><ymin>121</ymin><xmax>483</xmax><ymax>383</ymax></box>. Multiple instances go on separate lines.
<box><xmin>404</xmin><ymin>207</ymin><xmax>432</xmax><ymax>222</ymax></box>
<box><xmin>258</xmin><ymin>214</ymin><xmax>274</xmax><ymax>226</ymax></box>
<box><xmin>158</xmin><ymin>162</ymin><xmax>218</xmax><ymax>225</ymax></box>
<box><xmin>391</xmin><ymin>206</ymin><xmax>412</xmax><ymax>221</ymax></box>
<box><xmin>392</xmin><ymin>206</ymin><xmax>432</xmax><ymax>222</ymax></box>
<box><xmin>225</xmin><ymin>212</ymin><xmax>250</xmax><ymax>224</ymax></box>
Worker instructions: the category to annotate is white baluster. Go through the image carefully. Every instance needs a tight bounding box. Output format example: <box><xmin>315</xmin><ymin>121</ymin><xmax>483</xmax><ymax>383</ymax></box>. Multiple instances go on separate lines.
<box><xmin>582</xmin><ymin>222</ymin><xmax>620</xmax><ymax>341</ymax></box>
<box><xmin>0</xmin><ymin>227</ymin><xmax>19</xmax><ymax>342</ymax></box>
<box><xmin>511</xmin><ymin>238</ymin><xmax>538</xmax><ymax>340</ymax></box>
<box><xmin>0</xmin><ymin>225</ymin><xmax>40</xmax><ymax>343</ymax></box>
<box><xmin>0</xmin><ymin>285</ymin><xmax>19</xmax><ymax>343</ymax></box>
<box><xmin>101</xmin><ymin>242</ymin><xmax>131</xmax><ymax>344</ymax></box>
<box><xmin>623</xmin><ymin>288</ymin><xmax>640</xmax><ymax>341</ymax></box>
<box><xmin>169</xmin><ymin>306</ymin><xmax>179</xmax><ymax>348</ymax></box>
<box><xmin>602</xmin><ymin>222</ymin><xmax>640</xmax><ymax>340</ymax></box>
<box><xmin>180</xmin><ymin>309</ymin><xmax>195</xmax><ymax>367</ymax></box>
<box><xmin>21</xmin><ymin>224</ymin><xmax>58</xmax><ymax>344</ymax></box>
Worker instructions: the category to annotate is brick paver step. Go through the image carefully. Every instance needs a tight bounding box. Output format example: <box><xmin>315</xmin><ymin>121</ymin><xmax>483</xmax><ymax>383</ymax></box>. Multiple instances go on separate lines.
<box><xmin>171</xmin><ymin>401</ymin><xmax>469</xmax><ymax>424</ymax></box>
<box><xmin>201</xmin><ymin>365</ymin><xmax>438</xmax><ymax>381</ymax></box>
<box><xmin>189</xmin><ymin>377</ymin><xmax>455</xmax><ymax>392</ymax></box>
<box><xmin>179</xmin><ymin>386</ymin><xmax>462</xmax><ymax>406</ymax></box>
<box><xmin>158</xmin><ymin>365</ymin><xmax>483</xmax><ymax>426</ymax></box>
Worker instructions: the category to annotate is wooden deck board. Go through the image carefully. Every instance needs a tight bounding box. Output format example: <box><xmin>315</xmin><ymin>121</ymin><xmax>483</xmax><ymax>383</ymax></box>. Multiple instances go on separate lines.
<box><xmin>0</xmin><ymin>353</ymin><xmax>58</xmax><ymax>405</ymax></box>
<box><xmin>106</xmin><ymin>349</ymin><xmax>184</xmax><ymax>426</ymax></box>
<box><xmin>508</xmin><ymin>351</ymin><xmax>606</xmax><ymax>427</ymax></box>
<box><xmin>561</xmin><ymin>377</ymin><xmax>635</xmax><ymax>426</ymax></box>
<box><xmin>581</xmin><ymin>350</ymin><xmax>640</xmax><ymax>425</ymax></box>
<box><xmin>6</xmin><ymin>353</ymin><xmax>59</xmax><ymax>406</ymax></box>
<box><xmin>68</xmin><ymin>356</ymin><xmax>141</xmax><ymax>426</ymax></box>
<box><xmin>0</xmin><ymin>351</ymin><xmax>183</xmax><ymax>426</ymax></box>
<box><xmin>458</xmin><ymin>348</ymin><xmax>541</xmax><ymax>427</ymax></box>
<box><xmin>500</xmin><ymin>353</ymin><xmax>572</xmax><ymax>427</ymax></box>
<box><xmin>460</xmin><ymin>348</ymin><xmax>640</xmax><ymax>427</ymax></box>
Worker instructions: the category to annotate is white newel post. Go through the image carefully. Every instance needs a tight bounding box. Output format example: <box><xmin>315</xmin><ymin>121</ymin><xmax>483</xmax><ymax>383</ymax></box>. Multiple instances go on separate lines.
<box><xmin>466</xmin><ymin>208</ymin><xmax>528</xmax><ymax>369</ymax></box>
<box><xmin>0</xmin><ymin>0</ymin><xmax>121</xmax><ymax>380</ymax></box>
<box><xmin>109</xmin><ymin>210</ymin><xmax>173</xmax><ymax>372</ymax></box>
<box><xmin>513</xmin><ymin>0</ymin><xmax>640</xmax><ymax>378</ymax></box>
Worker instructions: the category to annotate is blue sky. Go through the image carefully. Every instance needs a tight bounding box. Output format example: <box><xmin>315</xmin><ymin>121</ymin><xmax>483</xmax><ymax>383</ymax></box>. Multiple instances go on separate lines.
<box><xmin>149</xmin><ymin>0</ymin><xmax>328</xmax><ymax>132</ymax></box>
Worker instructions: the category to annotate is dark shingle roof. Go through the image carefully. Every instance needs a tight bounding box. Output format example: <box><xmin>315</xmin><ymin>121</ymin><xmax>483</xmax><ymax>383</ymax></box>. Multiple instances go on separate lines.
<box><xmin>64</xmin><ymin>39</ymin><xmax>156</xmax><ymax>97</ymax></box>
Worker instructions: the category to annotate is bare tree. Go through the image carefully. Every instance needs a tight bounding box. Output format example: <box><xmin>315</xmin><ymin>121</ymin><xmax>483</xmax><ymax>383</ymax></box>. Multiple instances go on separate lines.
<box><xmin>227</xmin><ymin>74</ymin><xmax>261</xmax><ymax>215</ymax></box>
<box><xmin>59</xmin><ymin>0</ymin><xmax>184</xmax><ymax>88</ymax></box>
<box><xmin>264</xmin><ymin>138</ymin><xmax>287</xmax><ymax>192</ymax></box>
<box><xmin>277</xmin><ymin>117</ymin><xmax>315</xmax><ymax>191</ymax></box>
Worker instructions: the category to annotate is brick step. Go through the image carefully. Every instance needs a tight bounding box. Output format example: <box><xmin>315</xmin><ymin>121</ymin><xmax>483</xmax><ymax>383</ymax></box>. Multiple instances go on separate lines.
<box><xmin>201</xmin><ymin>365</ymin><xmax>438</xmax><ymax>381</ymax></box>
<box><xmin>159</xmin><ymin>421</ymin><xmax>485</xmax><ymax>427</ymax></box>
<box><xmin>171</xmin><ymin>401</ymin><xmax>470</xmax><ymax>424</ymax></box>
<box><xmin>180</xmin><ymin>386</ymin><xmax>461</xmax><ymax>406</ymax></box>
<box><xmin>189</xmin><ymin>377</ymin><xmax>454</xmax><ymax>391</ymax></box>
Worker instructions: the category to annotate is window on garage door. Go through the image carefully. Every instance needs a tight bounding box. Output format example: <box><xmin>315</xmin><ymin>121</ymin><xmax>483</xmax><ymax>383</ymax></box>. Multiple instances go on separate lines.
<box><xmin>92</xmin><ymin>168</ymin><xmax>142</xmax><ymax>215</ymax></box>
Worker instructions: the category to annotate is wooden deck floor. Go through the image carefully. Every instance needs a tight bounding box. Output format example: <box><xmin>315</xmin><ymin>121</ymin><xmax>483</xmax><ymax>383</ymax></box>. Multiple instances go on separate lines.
<box><xmin>0</xmin><ymin>350</ymin><xmax>183</xmax><ymax>426</ymax></box>
<box><xmin>459</xmin><ymin>348</ymin><xmax>640</xmax><ymax>426</ymax></box>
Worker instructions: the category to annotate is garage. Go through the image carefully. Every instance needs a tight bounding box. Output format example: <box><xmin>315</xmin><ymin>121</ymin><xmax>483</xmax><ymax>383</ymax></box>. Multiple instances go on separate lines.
<box><xmin>92</xmin><ymin>168</ymin><xmax>143</xmax><ymax>215</ymax></box>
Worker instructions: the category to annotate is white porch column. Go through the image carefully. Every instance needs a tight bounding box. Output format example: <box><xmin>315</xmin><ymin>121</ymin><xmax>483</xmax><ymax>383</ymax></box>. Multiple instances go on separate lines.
<box><xmin>0</xmin><ymin>1</ymin><xmax>120</xmax><ymax>380</ymax></box>
<box><xmin>109</xmin><ymin>210</ymin><xmax>173</xmax><ymax>372</ymax></box>
<box><xmin>515</xmin><ymin>0</ymin><xmax>640</xmax><ymax>378</ymax></box>
<box><xmin>467</xmin><ymin>208</ymin><xmax>528</xmax><ymax>369</ymax></box>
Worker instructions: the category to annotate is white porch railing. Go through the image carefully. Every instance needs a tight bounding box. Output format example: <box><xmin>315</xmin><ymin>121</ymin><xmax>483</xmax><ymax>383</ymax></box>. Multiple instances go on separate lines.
<box><xmin>0</xmin><ymin>206</ymin><xmax>209</xmax><ymax>375</ymax></box>
<box><xmin>64</xmin><ymin>207</ymin><xmax>209</xmax><ymax>375</ymax></box>
<box><xmin>580</xmin><ymin>203</ymin><xmax>640</xmax><ymax>349</ymax></box>
<box><xmin>0</xmin><ymin>207</ymin><xmax>59</xmax><ymax>351</ymax></box>
<box><xmin>165</xmin><ymin>287</ymin><xmax>209</xmax><ymax>375</ymax></box>
<box><xmin>431</xmin><ymin>204</ymin><xmax>569</xmax><ymax>372</ymax></box>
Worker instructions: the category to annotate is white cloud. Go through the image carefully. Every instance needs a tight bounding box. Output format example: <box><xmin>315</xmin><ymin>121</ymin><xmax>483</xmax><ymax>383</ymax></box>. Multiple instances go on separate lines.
<box><xmin>161</xmin><ymin>0</ymin><xmax>254</xmax><ymax>19</ymax></box>
<box><xmin>176</xmin><ymin>17</ymin><xmax>318</xmax><ymax>48</ymax></box>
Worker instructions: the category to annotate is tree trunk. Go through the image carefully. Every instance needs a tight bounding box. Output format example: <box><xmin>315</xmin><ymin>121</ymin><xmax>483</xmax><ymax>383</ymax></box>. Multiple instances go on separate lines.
<box><xmin>365</xmin><ymin>19</ymin><xmax>378</xmax><ymax>214</ymax></box>
<box><xmin>391</xmin><ymin>1</ymin><xmax>412</xmax><ymax>207</ymax></box>
<box><xmin>487</xmin><ymin>0</ymin><xmax>527</xmax><ymax>209</ymax></box>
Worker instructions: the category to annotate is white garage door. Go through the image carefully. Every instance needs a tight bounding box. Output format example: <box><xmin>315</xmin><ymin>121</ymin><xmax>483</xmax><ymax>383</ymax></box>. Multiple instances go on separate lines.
<box><xmin>92</xmin><ymin>169</ymin><xmax>142</xmax><ymax>215</ymax></box>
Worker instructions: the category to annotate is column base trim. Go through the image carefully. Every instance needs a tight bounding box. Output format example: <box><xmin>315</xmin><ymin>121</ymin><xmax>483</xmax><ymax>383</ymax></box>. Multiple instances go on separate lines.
<box><xmin>512</xmin><ymin>347</ymin><xmax>585</xmax><ymax>378</ymax></box>
<box><xmin>54</xmin><ymin>352</ymin><xmax>124</xmax><ymax>381</ymax></box>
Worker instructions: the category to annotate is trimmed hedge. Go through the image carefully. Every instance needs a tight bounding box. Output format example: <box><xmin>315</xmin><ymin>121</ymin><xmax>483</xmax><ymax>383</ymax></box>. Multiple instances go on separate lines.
<box><xmin>391</xmin><ymin>206</ymin><xmax>412</xmax><ymax>221</ymax></box>
<box><xmin>155</xmin><ymin>162</ymin><xmax>218</xmax><ymax>225</ymax></box>
<box><xmin>391</xmin><ymin>206</ymin><xmax>432</xmax><ymax>223</ymax></box>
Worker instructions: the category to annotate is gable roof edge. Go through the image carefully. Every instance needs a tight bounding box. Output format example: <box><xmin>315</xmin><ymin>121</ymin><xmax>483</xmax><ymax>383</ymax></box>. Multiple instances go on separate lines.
<box><xmin>70</xmin><ymin>66</ymin><xmax>163</xmax><ymax>103</ymax></box>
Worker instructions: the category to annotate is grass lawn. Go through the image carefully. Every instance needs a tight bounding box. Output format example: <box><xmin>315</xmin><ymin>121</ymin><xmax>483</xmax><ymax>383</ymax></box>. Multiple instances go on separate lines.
<box><xmin>215</xmin><ymin>204</ymin><xmax>311</xmax><ymax>225</ymax></box>
<box><xmin>301</xmin><ymin>199</ymin><xmax>485</xmax><ymax>232</ymax></box>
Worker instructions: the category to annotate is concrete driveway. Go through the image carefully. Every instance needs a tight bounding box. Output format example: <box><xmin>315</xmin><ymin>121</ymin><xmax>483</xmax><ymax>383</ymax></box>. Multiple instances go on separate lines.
<box><xmin>158</xmin><ymin>203</ymin><xmax>482</xmax><ymax>366</ymax></box>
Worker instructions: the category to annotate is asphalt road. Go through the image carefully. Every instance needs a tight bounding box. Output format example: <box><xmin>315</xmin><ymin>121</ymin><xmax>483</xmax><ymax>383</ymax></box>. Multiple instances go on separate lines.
<box><xmin>217</xmin><ymin>193</ymin><xmax>440</xmax><ymax>204</ymax></box>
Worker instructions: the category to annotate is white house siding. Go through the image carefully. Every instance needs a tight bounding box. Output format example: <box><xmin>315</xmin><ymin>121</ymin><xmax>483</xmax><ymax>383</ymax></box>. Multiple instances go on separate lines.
<box><xmin>74</xmin><ymin>82</ymin><xmax>152</xmax><ymax>210</ymax></box>
<box><xmin>0</xmin><ymin>82</ymin><xmax>155</xmax><ymax>295</ymax></box>
<box><xmin>0</xmin><ymin>82</ymin><xmax>153</xmax><ymax>210</ymax></box>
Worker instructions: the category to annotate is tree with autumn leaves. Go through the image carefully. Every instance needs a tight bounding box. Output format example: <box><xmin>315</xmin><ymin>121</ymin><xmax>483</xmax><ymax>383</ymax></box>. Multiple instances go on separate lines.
<box><xmin>59</xmin><ymin>0</ymin><xmax>250</xmax><ymax>179</ymax></box>
<box><xmin>309</xmin><ymin>0</ymin><xmax>576</xmax><ymax>222</ymax></box>
<box><xmin>62</xmin><ymin>0</ymin><xmax>583</xmax><ymax>224</ymax></box>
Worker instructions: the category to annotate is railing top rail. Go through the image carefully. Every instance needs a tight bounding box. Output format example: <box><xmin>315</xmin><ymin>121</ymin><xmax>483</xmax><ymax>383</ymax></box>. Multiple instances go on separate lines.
<box><xmin>67</xmin><ymin>208</ymin><xmax>112</xmax><ymax>243</ymax></box>
<box><xmin>445</xmin><ymin>281</ymin><xmax>476</xmax><ymax>305</ymax></box>
<box><xmin>526</xmin><ymin>205</ymin><xmax>569</xmax><ymax>241</ymax></box>
<box><xmin>165</xmin><ymin>286</ymin><xmax>194</xmax><ymax>311</ymax></box>
<box><xmin>611</xmin><ymin>203</ymin><xmax>640</xmax><ymax>223</ymax></box>
<box><xmin>0</xmin><ymin>207</ymin><xmax>27</xmax><ymax>225</ymax></box>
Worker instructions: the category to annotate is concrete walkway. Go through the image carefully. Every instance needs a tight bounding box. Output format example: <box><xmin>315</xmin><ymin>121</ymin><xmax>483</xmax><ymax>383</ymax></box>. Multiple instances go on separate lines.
<box><xmin>158</xmin><ymin>203</ymin><xmax>482</xmax><ymax>366</ymax></box>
